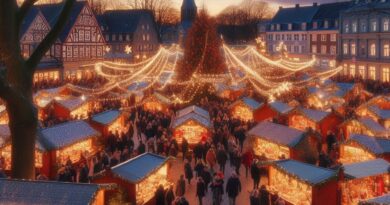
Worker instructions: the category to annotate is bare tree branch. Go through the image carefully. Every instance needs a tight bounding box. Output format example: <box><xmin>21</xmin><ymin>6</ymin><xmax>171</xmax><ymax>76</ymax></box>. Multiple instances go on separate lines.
<box><xmin>17</xmin><ymin>0</ymin><xmax>39</xmax><ymax>26</ymax></box>
<box><xmin>26</xmin><ymin>0</ymin><xmax>76</xmax><ymax>72</ymax></box>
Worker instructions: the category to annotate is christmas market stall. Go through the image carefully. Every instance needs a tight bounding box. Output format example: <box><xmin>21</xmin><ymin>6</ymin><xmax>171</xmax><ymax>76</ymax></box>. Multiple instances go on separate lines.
<box><xmin>0</xmin><ymin>124</ymin><xmax>46</xmax><ymax>173</ymax></box>
<box><xmin>172</xmin><ymin>105</ymin><xmax>212</xmax><ymax>145</ymax></box>
<box><xmin>143</xmin><ymin>93</ymin><xmax>172</xmax><ymax>113</ymax></box>
<box><xmin>90</xmin><ymin>109</ymin><xmax>127</xmax><ymax>137</ymax></box>
<box><xmin>268</xmin><ymin>159</ymin><xmax>338</xmax><ymax>205</ymax></box>
<box><xmin>324</xmin><ymin>83</ymin><xmax>372</xmax><ymax>102</ymax></box>
<box><xmin>33</xmin><ymin>86</ymin><xmax>70</xmax><ymax>120</ymax></box>
<box><xmin>360</xmin><ymin>193</ymin><xmax>390</xmax><ymax>205</ymax></box>
<box><xmin>340</xmin><ymin>117</ymin><xmax>389</xmax><ymax>140</ymax></box>
<box><xmin>341</xmin><ymin>159</ymin><xmax>390</xmax><ymax>205</ymax></box>
<box><xmin>39</xmin><ymin>120</ymin><xmax>101</xmax><ymax>178</ymax></box>
<box><xmin>0</xmin><ymin>104</ymin><xmax>8</xmax><ymax>124</ymax></box>
<box><xmin>230</xmin><ymin>97</ymin><xmax>262</xmax><ymax>122</ymax></box>
<box><xmin>288</xmin><ymin>107</ymin><xmax>342</xmax><ymax>141</ymax></box>
<box><xmin>247</xmin><ymin>121</ymin><xmax>320</xmax><ymax>163</ymax></box>
<box><xmin>0</xmin><ymin>178</ymin><xmax>112</xmax><ymax>205</ymax></box>
<box><xmin>92</xmin><ymin>153</ymin><xmax>171</xmax><ymax>205</ymax></box>
<box><xmin>359</xmin><ymin>106</ymin><xmax>390</xmax><ymax>129</ymax></box>
<box><xmin>214</xmin><ymin>82</ymin><xmax>246</xmax><ymax>100</ymax></box>
<box><xmin>340</xmin><ymin>134</ymin><xmax>390</xmax><ymax>164</ymax></box>
<box><xmin>306</xmin><ymin>87</ymin><xmax>345</xmax><ymax>112</ymax></box>
<box><xmin>254</xmin><ymin>100</ymin><xmax>293</xmax><ymax>124</ymax></box>
<box><xmin>52</xmin><ymin>96</ymin><xmax>92</xmax><ymax>120</ymax></box>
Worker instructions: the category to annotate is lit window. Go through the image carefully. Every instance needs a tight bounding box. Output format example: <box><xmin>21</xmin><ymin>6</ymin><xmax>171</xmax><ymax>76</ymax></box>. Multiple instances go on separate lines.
<box><xmin>321</xmin><ymin>45</ymin><xmax>327</xmax><ymax>54</ymax></box>
<box><xmin>312</xmin><ymin>45</ymin><xmax>317</xmax><ymax>54</ymax></box>
<box><xmin>288</xmin><ymin>24</ymin><xmax>292</xmax><ymax>30</ymax></box>
<box><xmin>312</xmin><ymin>34</ymin><xmax>317</xmax><ymax>41</ymax></box>
<box><xmin>321</xmin><ymin>34</ymin><xmax>326</xmax><ymax>42</ymax></box>
<box><xmin>345</xmin><ymin>23</ymin><xmax>350</xmax><ymax>33</ymax></box>
<box><xmin>370</xmin><ymin>43</ymin><xmax>376</xmax><ymax>56</ymax></box>
<box><xmin>352</xmin><ymin>22</ymin><xmax>357</xmax><ymax>32</ymax></box>
<box><xmin>371</xmin><ymin>20</ymin><xmax>377</xmax><ymax>32</ymax></box>
<box><xmin>351</xmin><ymin>43</ymin><xmax>356</xmax><ymax>56</ymax></box>
<box><xmin>324</xmin><ymin>20</ymin><xmax>329</xmax><ymax>29</ymax></box>
<box><xmin>383</xmin><ymin>68</ymin><xmax>390</xmax><ymax>82</ymax></box>
<box><xmin>369</xmin><ymin>66</ymin><xmax>376</xmax><ymax>80</ymax></box>
<box><xmin>358</xmin><ymin>66</ymin><xmax>366</xmax><ymax>79</ymax></box>
<box><xmin>343</xmin><ymin>43</ymin><xmax>349</xmax><ymax>55</ymax></box>
<box><xmin>384</xmin><ymin>44</ymin><xmax>390</xmax><ymax>57</ymax></box>
<box><xmin>350</xmin><ymin>65</ymin><xmax>356</xmax><ymax>77</ymax></box>
<box><xmin>330</xmin><ymin>46</ymin><xmax>336</xmax><ymax>55</ymax></box>
<box><xmin>384</xmin><ymin>19</ymin><xmax>389</xmax><ymax>31</ymax></box>
<box><xmin>331</xmin><ymin>34</ymin><xmax>337</xmax><ymax>42</ymax></box>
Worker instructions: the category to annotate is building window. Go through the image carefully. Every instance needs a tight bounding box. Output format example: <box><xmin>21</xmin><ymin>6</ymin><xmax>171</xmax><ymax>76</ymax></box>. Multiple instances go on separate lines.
<box><xmin>276</xmin><ymin>34</ymin><xmax>280</xmax><ymax>41</ymax></box>
<box><xmin>294</xmin><ymin>34</ymin><xmax>299</xmax><ymax>41</ymax></box>
<box><xmin>358</xmin><ymin>66</ymin><xmax>366</xmax><ymax>79</ymax></box>
<box><xmin>301</xmin><ymin>23</ymin><xmax>306</xmax><ymax>30</ymax></box>
<box><xmin>371</xmin><ymin>20</ymin><xmax>377</xmax><ymax>32</ymax></box>
<box><xmin>369</xmin><ymin>66</ymin><xmax>376</xmax><ymax>80</ymax></box>
<box><xmin>73</xmin><ymin>46</ymin><xmax>78</xmax><ymax>57</ymax></box>
<box><xmin>105</xmin><ymin>34</ymin><xmax>109</xmax><ymax>41</ymax></box>
<box><xmin>79</xmin><ymin>30</ymin><xmax>84</xmax><ymax>41</ymax></box>
<box><xmin>112</xmin><ymin>34</ymin><xmax>116</xmax><ymax>41</ymax></box>
<box><xmin>343</xmin><ymin>43</ymin><xmax>348</xmax><ymax>55</ymax></box>
<box><xmin>287</xmin><ymin>34</ymin><xmax>292</xmax><ymax>41</ymax></box>
<box><xmin>276</xmin><ymin>24</ymin><xmax>280</xmax><ymax>31</ymax></box>
<box><xmin>324</xmin><ymin>20</ymin><xmax>329</xmax><ymax>29</ymax></box>
<box><xmin>351</xmin><ymin>43</ymin><xmax>356</xmax><ymax>56</ymax></box>
<box><xmin>85</xmin><ymin>31</ymin><xmax>90</xmax><ymax>41</ymax></box>
<box><xmin>345</xmin><ymin>23</ymin><xmax>350</xmax><ymax>33</ymax></box>
<box><xmin>361</xmin><ymin>22</ymin><xmax>367</xmax><ymax>32</ymax></box>
<box><xmin>321</xmin><ymin>45</ymin><xmax>327</xmax><ymax>54</ymax></box>
<box><xmin>383</xmin><ymin>68</ymin><xmax>390</xmax><ymax>82</ymax></box>
<box><xmin>321</xmin><ymin>34</ymin><xmax>326</xmax><ymax>42</ymax></box>
<box><xmin>331</xmin><ymin>34</ymin><xmax>336</xmax><ymax>42</ymax></box>
<box><xmin>370</xmin><ymin>43</ymin><xmax>376</xmax><ymax>56</ymax></box>
<box><xmin>294</xmin><ymin>46</ymin><xmax>299</xmax><ymax>53</ymax></box>
<box><xmin>350</xmin><ymin>65</ymin><xmax>356</xmax><ymax>77</ymax></box>
<box><xmin>384</xmin><ymin>19</ymin><xmax>389</xmax><ymax>31</ymax></box>
<box><xmin>67</xmin><ymin>46</ymin><xmax>72</xmax><ymax>58</ymax></box>
<box><xmin>288</xmin><ymin>24</ymin><xmax>292</xmax><ymax>30</ymax></box>
<box><xmin>312</xmin><ymin>45</ymin><xmax>317</xmax><ymax>54</ymax></box>
<box><xmin>119</xmin><ymin>35</ymin><xmax>123</xmax><ymax>41</ymax></box>
<box><xmin>281</xmin><ymin>34</ymin><xmax>285</xmax><ymax>41</ymax></box>
<box><xmin>126</xmin><ymin>34</ymin><xmax>130</xmax><ymax>41</ymax></box>
<box><xmin>147</xmin><ymin>34</ymin><xmax>150</xmax><ymax>41</ymax></box>
<box><xmin>352</xmin><ymin>21</ymin><xmax>357</xmax><ymax>32</ymax></box>
<box><xmin>313</xmin><ymin>22</ymin><xmax>318</xmax><ymax>29</ymax></box>
<box><xmin>384</xmin><ymin>44</ymin><xmax>390</xmax><ymax>57</ymax></box>
<box><xmin>302</xmin><ymin>34</ymin><xmax>307</xmax><ymax>40</ymax></box>
<box><xmin>147</xmin><ymin>24</ymin><xmax>150</xmax><ymax>30</ymax></box>
<box><xmin>312</xmin><ymin>34</ymin><xmax>317</xmax><ymax>41</ymax></box>
<box><xmin>330</xmin><ymin>46</ymin><xmax>336</xmax><ymax>55</ymax></box>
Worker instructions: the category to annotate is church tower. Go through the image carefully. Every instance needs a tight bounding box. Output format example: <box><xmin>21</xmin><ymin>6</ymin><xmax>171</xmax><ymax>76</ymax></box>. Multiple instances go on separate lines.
<box><xmin>181</xmin><ymin>0</ymin><xmax>197</xmax><ymax>23</ymax></box>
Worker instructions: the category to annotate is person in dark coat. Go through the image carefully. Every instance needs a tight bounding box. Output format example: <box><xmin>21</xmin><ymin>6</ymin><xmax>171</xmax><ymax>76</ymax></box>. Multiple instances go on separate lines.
<box><xmin>165</xmin><ymin>185</ymin><xmax>175</xmax><ymax>205</ymax></box>
<box><xmin>259</xmin><ymin>185</ymin><xmax>270</xmax><ymax>205</ymax></box>
<box><xmin>226</xmin><ymin>172</ymin><xmax>241</xmax><ymax>205</ymax></box>
<box><xmin>155</xmin><ymin>184</ymin><xmax>165</xmax><ymax>205</ymax></box>
<box><xmin>175</xmin><ymin>175</ymin><xmax>186</xmax><ymax>197</ymax></box>
<box><xmin>194</xmin><ymin>161</ymin><xmax>205</xmax><ymax>177</ymax></box>
<box><xmin>326</xmin><ymin>131</ymin><xmax>337</xmax><ymax>153</ymax></box>
<box><xmin>176</xmin><ymin>196</ymin><xmax>190</xmax><ymax>205</ymax></box>
<box><xmin>196</xmin><ymin>177</ymin><xmax>206</xmax><ymax>205</ymax></box>
<box><xmin>201</xmin><ymin>167</ymin><xmax>212</xmax><ymax>193</ymax></box>
<box><xmin>137</xmin><ymin>141</ymin><xmax>146</xmax><ymax>154</ymax></box>
<box><xmin>210</xmin><ymin>175</ymin><xmax>224</xmax><ymax>205</ymax></box>
<box><xmin>78</xmin><ymin>163</ymin><xmax>89</xmax><ymax>183</ymax></box>
<box><xmin>216</xmin><ymin>147</ymin><xmax>228</xmax><ymax>174</ymax></box>
<box><xmin>194</xmin><ymin>143</ymin><xmax>204</xmax><ymax>164</ymax></box>
<box><xmin>251</xmin><ymin>160</ymin><xmax>260</xmax><ymax>189</ymax></box>
<box><xmin>250</xmin><ymin>189</ymin><xmax>261</xmax><ymax>205</ymax></box>
<box><xmin>233</xmin><ymin>151</ymin><xmax>242</xmax><ymax>176</ymax></box>
<box><xmin>184</xmin><ymin>160</ymin><xmax>193</xmax><ymax>184</ymax></box>
<box><xmin>182</xmin><ymin>138</ymin><xmax>189</xmax><ymax>161</ymax></box>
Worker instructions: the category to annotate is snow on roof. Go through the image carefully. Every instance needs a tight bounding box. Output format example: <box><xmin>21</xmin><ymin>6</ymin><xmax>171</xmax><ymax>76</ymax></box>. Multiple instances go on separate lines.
<box><xmin>299</xmin><ymin>107</ymin><xmax>330</xmax><ymax>122</ymax></box>
<box><xmin>92</xmin><ymin>110</ymin><xmax>121</xmax><ymax>125</ymax></box>
<box><xmin>348</xmin><ymin>134</ymin><xmax>389</xmax><ymax>155</ymax></box>
<box><xmin>369</xmin><ymin>106</ymin><xmax>390</xmax><ymax>119</ymax></box>
<box><xmin>248</xmin><ymin>121</ymin><xmax>305</xmax><ymax>148</ymax></box>
<box><xmin>269</xmin><ymin>101</ymin><xmax>293</xmax><ymax>114</ymax></box>
<box><xmin>359</xmin><ymin>117</ymin><xmax>388</xmax><ymax>135</ymax></box>
<box><xmin>362</xmin><ymin>193</ymin><xmax>390</xmax><ymax>204</ymax></box>
<box><xmin>343</xmin><ymin>159</ymin><xmax>390</xmax><ymax>179</ymax></box>
<box><xmin>56</xmin><ymin>97</ymin><xmax>86</xmax><ymax>111</ymax></box>
<box><xmin>242</xmin><ymin>97</ymin><xmax>262</xmax><ymax>110</ymax></box>
<box><xmin>172</xmin><ymin>112</ymin><xmax>211</xmax><ymax>128</ymax></box>
<box><xmin>273</xmin><ymin>160</ymin><xmax>336</xmax><ymax>185</ymax></box>
<box><xmin>176</xmin><ymin>105</ymin><xmax>210</xmax><ymax>120</ymax></box>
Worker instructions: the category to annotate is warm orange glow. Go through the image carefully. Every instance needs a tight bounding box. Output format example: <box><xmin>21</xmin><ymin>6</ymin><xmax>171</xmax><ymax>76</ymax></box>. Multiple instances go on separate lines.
<box><xmin>340</xmin><ymin>145</ymin><xmax>376</xmax><ymax>164</ymax></box>
<box><xmin>254</xmin><ymin>138</ymin><xmax>290</xmax><ymax>160</ymax></box>
<box><xmin>341</xmin><ymin>176</ymin><xmax>388</xmax><ymax>205</ymax></box>
<box><xmin>232</xmin><ymin>104</ymin><xmax>253</xmax><ymax>121</ymax></box>
<box><xmin>290</xmin><ymin>115</ymin><xmax>316</xmax><ymax>131</ymax></box>
<box><xmin>1</xmin><ymin>145</ymin><xmax>43</xmax><ymax>170</ymax></box>
<box><xmin>346</xmin><ymin>121</ymin><xmax>374</xmax><ymax>137</ymax></box>
<box><xmin>56</xmin><ymin>139</ymin><xmax>94</xmax><ymax>164</ymax></box>
<box><xmin>144</xmin><ymin>101</ymin><xmax>164</xmax><ymax>112</ymax></box>
<box><xmin>70</xmin><ymin>103</ymin><xmax>90</xmax><ymax>119</ymax></box>
<box><xmin>174</xmin><ymin>120</ymin><xmax>208</xmax><ymax>144</ymax></box>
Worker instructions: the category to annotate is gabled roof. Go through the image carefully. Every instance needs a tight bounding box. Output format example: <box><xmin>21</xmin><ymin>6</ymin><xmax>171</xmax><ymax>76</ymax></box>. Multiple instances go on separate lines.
<box><xmin>0</xmin><ymin>179</ymin><xmax>103</xmax><ymax>205</ymax></box>
<box><xmin>37</xmin><ymin>1</ymin><xmax>86</xmax><ymax>42</ymax></box>
<box><xmin>242</xmin><ymin>97</ymin><xmax>262</xmax><ymax>110</ymax></box>
<box><xmin>359</xmin><ymin>117</ymin><xmax>388</xmax><ymax>135</ymax></box>
<box><xmin>91</xmin><ymin>110</ymin><xmax>121</xmax><ymax>125</ymax></box>
<box><xmin>150</xmin><ymin>93</ymin><xmax>171</xmax><ymax>105</ymax></box>
<box><xmin>172</xmin><ymin>112</ymin><xmax>211</xmax><ymax>129</ymax></box>
<box><xmin>361</xmin><ymin>193</ymin><xmax>390</xmax><ymax>205</ymax></box>
<box><xmin>271</xmin><ymin>5</ymin><xmax>319</xmax><ymax>24</ymax></box>
<box><xmin>55</xmin><ymin>97</ymin><xmax>87</xmax><ymax>111</ymax></box>
<box><xmin>248</xmin><ymin>121</ymin><xmax>305</xmax><ymax>148</ymax></box>
<box><xmin>268</xmin><ymin>101</ymin><xmax>293</xmax><ymax>114</ymax></box>
<box><xmin>127</xmin><ymin>81</ymin><xmax>149</xmax><ymax>92</ymax></box>
<box><xmin>40</xmin><ymin>121</ymin><xmax>100</xmax><ymax>150</ymax></box>
<box><xmin>272</xmin><ymin>160</ymin><xmax>336</xmax><ymax>186</ymax></box>
<box><xmin>343</xmin><ymin>1</ymin><xmax>390</xmax><ymax>14</ymax></box>
<box><xmin>111</xmin><ymin>153</ymin><xmax>168</xmax><ymax>183</ymax></box>
<box><xmin>343</xmin><ymin>159</ymin><xmax>389</xmax><ymax>179</ymax></box>
<box><xmin>368</xmin><ymin>106</ymin><xmax>390</xmax><ymax>119</ymax></box>
<box><xmin>20</xmin><ymin>7</ymin><xmax>40</xmax><ymax>38</ymax></box>
<box><xmin>335</xmin><ymin>83</ymin><xmax>355</xmax><ymax>92</ymax></box>
<box><xmin>298</xmin><ymin>107</ymin><xmax>330</xmax><ymax>123</ymax></box>
<box><xmin>312</xmin><ymin>2</ymin><xmax>352</xmax><ymax>21</ymax></box>
<box><xmin>98</xmin><ymin>10</ymin><xmax>154</xmax><ymax>34</ymax></box>
<box><xmin>348</xmin><ymin>134</ymin><xmax>390</xmax><ymax>155</ymax></box>
<box><xmin>176</xmin><ymin>105</ymin><xmax>209</xmax><ymax>120</ymax></box>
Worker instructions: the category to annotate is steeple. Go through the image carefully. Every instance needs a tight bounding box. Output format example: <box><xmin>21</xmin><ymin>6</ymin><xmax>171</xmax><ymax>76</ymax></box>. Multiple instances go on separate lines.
<box><xmin>181</xmin><ymin>0</ymin><xmax>197</xmax><ymax>22</ymax></box>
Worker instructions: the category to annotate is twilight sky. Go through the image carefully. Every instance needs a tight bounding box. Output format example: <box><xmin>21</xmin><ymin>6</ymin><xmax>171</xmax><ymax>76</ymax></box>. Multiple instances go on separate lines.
<box><xmin>168</xmin><ymin>0</ymin><xmax>349</xmax><ymax>15</ymax></box>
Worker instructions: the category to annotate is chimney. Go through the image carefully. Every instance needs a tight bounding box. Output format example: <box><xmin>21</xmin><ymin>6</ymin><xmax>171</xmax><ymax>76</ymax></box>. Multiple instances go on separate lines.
<box><xmin>313</xmin><ymin>2</ymin><xmax>318</xmax><ymax>6</ymax></box>
<box><xmin>295</xmin><ymin>4</ymin><xmax>299</xmax><ymax>8</ymax></box>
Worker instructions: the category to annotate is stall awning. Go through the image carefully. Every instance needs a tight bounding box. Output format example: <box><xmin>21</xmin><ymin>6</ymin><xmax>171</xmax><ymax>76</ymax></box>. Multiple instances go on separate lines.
<box><xmin>269</xmin><ymin>101</ymin><xmax>293</xmax><ymax>114</ymax></box>
<box><xmin>111</xmin><ymin>153</ymin><xmax>168</xmax><ymax>183</ymax></box>
<box><xmin>343</xmin><ymin>159</ymin><xmax>390</xmax><ymax>179</ymax></box>
<box><xmin>248</xmin><ymin>121</ymin><xmax>305</xmax><ymax>148</ymax></box>
<box><xmin>40</xmin><ymin>120</ymin><xmax>101</xmax><ymax>150</ymax></box>
<box><xmin>348</xmin><ymin>134</ymin><xmax>390</xmax><ymax>156</ymax></box>
<box><xmin>0</xmin><ymin>179</ymin><xmax>104</xmax><ymax>205</ymax></box>
<box><xmin>272</xmin><ymin>160</ymin><xmax>336</xmax><ymax>186</ymax></box>
<box><xmin>361</xmin><ymin>193</ymin><xmax>390</xmax><ymax>205</ymax></box>
<box><xmin>92</xmin><ymin>110</ymin><xmax>121</xmax><ymax>125</ymax></box>
<box><xmin>176</xmin><ymin>105</ymin><xmax>210</xmax><ymax>120</ymax></box>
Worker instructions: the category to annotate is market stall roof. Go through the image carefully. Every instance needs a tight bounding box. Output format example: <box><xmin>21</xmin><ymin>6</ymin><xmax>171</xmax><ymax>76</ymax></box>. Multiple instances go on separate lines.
<box><xmin>127</xmin><ymin>81</ymin><xmax>149</xmax><ymax>91</ymax></box>
<box><xmin>295</xmin><ymin>107</ymin><xmax>330</xmax><ymax>123</ymax></box>
<box><xmin>0</xmin><ymin>124</ymin><xmax>46</xmax><ymax>151</ymax></box>
<box><xmin>110</xmin><ymin>153</ymin><xmax>168</xmax><ymax>183</ymax></box>
<box><xmin>359</xmin><ymin>117</ymin><xmax>388</xmax><ymax>135</ymax></box>
<box><xmin>272</xmin><ymin>160</ymin><xmax>336</xmax><ymax>186</ymax></box>
<box><xmin>150</xmin><ymin>92</ymin><xmax>172</xmax><ymax>105</ymax></box>
<box><xmin>268</xmin><ymin>101</ymin><xmax>294</xmax><ymax>114</ymax></box>
<box><xmin>172</xmin><ymin>112</ymin><xmax>212</xmax><ymax>129</ymax></box>
<box><xmin>0</xmin><ymin>179</ymin><xmax>106</xmax><ymax>205</ymax></box>
<box><xmin>214</xmin><ymin>82</ymin><xmax>246</xmax><ymax>93</ymax></box>
<box><xmin>176</xmin><ymin>105</ymin><xmax>210</xmax><ymax>120</ymax></box>
<box><xmin>361</xmin><ymin>194</ymin><xmax>390</xmax><ymax>205</ymax></box>
<box><xmin>248</xmin><ymin>121</ymin><xmax>305</xmax><ymax>148</ymax></box>
<box><xmin>55</xmin><ymin>97</ymin><xmax>87</xmax><ymax>111</ymax></box>
<box><xmin>236</xmin><ymin>97</ymin><xmax>262</xmax><ymax>110</ymax></box>
<box><xmin>347</xmin><ymin>134</ymin><xmax>390</xmax><ymax>155</ymax></box>
<box><xmin>91</xmin><ymin>110</ymin><xmax>121</xmax><ymax>126</ymax></box>
<box><xmin>368</xmin><ymin>106</ymin><xmax>390</xmax><ymax>119</ymax></box>
<box><xmin>40</xmin><ymin>121</ymin><xmax>100</xmax><ymax>150</ymax></box>
<box><xmin>343</xmin><ymin>159</ymin><xmax>390</xmax><ymax>179</ymax></box>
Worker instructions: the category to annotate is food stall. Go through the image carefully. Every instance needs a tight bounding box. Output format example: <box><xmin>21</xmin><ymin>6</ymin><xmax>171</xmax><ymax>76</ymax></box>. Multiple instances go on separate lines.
<box><xmin>341</xmin><ymin>159</ymin><xmax>390</xmax><ymax>205</ymax></box>
<box><xmin>288</xmin><ymin>108</ymin><xmax>342</xmax><ymax>141</ymax></box>
<box><xmin>92</xmin><ymin>153</ymin><xmax>171</xmax><ymax>205</ymax></box>
<box><xmin>340</xmin><ymin>134</ymin><xmax>390</xmax><ymax>163</ymax></box>
<box><xmin>53</xmin><ymin>96</ymin><xmax>92</xmax><ymax>120</ymax></box>
<box><xmin>90</xmin><ymin>110</ymin><xmax>127</xmax><ymax>137</ymax></box>
<box><xmin>172</xmin><ymin>106</ymin><xmax>212</xmax><ymax>145</ymax></box>
<box><xmin>340</xmin><ymin>117</ymin><xmax>389</xmax><ymax>140</ymax></box>
<box><xmin>40</xmin><ymin>120</ymin><xmax>101</xmax><ymax>178</ymax></box>
<box><xmin>143</xmin><ymin>93</ymin><xmax>172</xmax><ymax>113</ymax></box>
<box><xmin>268</xmin><ymin>159</ymin><xmax>338</xmax><ymax>205</ymax></box>
<box><xmin>254</xmin><ymin>101</ymin><xmax>293</xmax><ymax>124</ymax></box>
<box><xmin>230</xmin><ymin>97</ymin><xmax>262</xmax><ymax>122</ymax></box>
<box><xmin>248</xmin><ymin>121</ymin><xmax>319</xmax><ymax>163</ymax></box>
<box><xmin>306</xmin><ymin>87</ymin><xmax>345</xmax><ymax>111</ymax></box>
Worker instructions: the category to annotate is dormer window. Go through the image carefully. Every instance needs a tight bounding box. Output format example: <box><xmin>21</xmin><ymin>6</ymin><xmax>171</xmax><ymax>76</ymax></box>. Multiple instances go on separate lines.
<box><xmin>313</xmin><ymin>22</ymin><xmax>318</xmax><ymax>29</ymax></box>
<box><xmin>352</xmin><ymin>21</ymin><xmax>357</xmax><ymax>32</ymax></box>
<box><xmin>288</xmin><ymin>23</ymin><xmax>292</xmax><ymax>30</ymax></box>
<box><xmin>324</xmin><ymin>20</ymin><xmax>329</xmax><ymax>29</ymax></box>
<box><xmin>371</xmin><ymin>20</ymin><xmax>377</xmax><ymax>32</ymax></box>
<box><xmin>271</xmin><ymin>25</ymin><xmax>274</xmax><ymax>31</ymax></box>
<box><xmin>301</xmin><ymin>23</ymin><xmax>307</xmax><ymax>30</ymax></box>
<box><xmin>276</xmin><ymin>24</ymin><xmax>280</xmax><ymax>31</ymax></box>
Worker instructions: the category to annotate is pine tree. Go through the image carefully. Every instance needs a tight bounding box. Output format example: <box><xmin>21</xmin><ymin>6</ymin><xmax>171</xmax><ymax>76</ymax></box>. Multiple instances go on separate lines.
<box><xmin>178</xmin><ymin>10</ymin><xmax>226</xmax><ymax>81</ymax></box>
